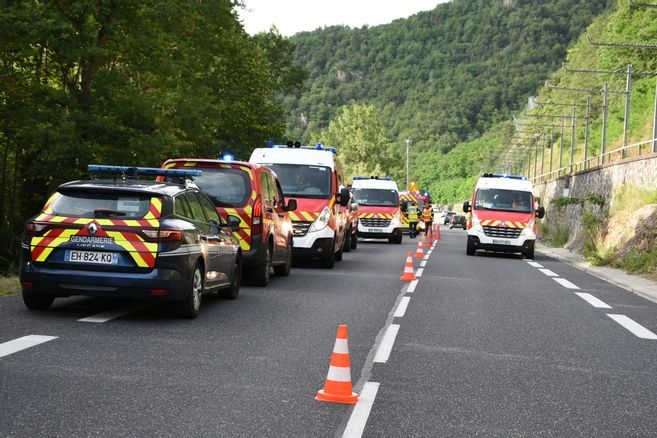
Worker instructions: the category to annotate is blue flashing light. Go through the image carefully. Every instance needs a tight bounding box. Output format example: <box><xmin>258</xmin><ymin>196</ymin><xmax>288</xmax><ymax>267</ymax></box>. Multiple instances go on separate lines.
<box><xmin>316</xmin><ymin>143</ymin><xmax>324</xmax><ymax>150</ymax></box>
<box><xmin>222</xmin><ymin>153</ymin><xmax>234</xmax><ymax>162</ymax></box>
<box><xmin>87</xmin><ymin>165</ymin><xmax>202</xmax><ymax>178</ymax></box>
<box><xmin>265</xmin><ymin>140</ymin><xmax>274</xmax><ymax>148</ymax></box>
<box><xmin>482</xmin><ymin>173</ymin><xmax>527</xmax><ymax>180</ymax></box>
<box><xmin>353</xmin><ymin>175</ymin><xmax>392</xmax><ymax>180</ymax></box>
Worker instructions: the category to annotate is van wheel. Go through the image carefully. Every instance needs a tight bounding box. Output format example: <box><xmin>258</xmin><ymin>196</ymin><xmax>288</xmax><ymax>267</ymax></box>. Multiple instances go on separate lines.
<box><xmin>22</xmin><ymin>292</ymin><xmax>54</xmax><ymax>310</ymax></box>
<box><xmin>335</xmin><ymin>239</ymin><xmax>344</xmax><ymax>262</ymax></box>
<box><xmin>221</xmin><ymin>259</ymin><xmax>241</xmax><ymax>299</ymax></box>
<box><xmin>274</xmin><ymin>239</ymin><xmax>292</xmax><ymax>277</ymax></box>
<box><xmin>466</xmin><ymin>239</ymin><xmax>476</xmax><ymax>256</ymax></box>
<box><xmin>343</xmin><ymin>228</ymin><xmax>352</xmax><ymax>253</ymax></box>
<box><xmin>350</xmin><ymin>230</ymin><xmax>358</xmax><ymax>249</ymax></box>
<box><xmin>320</xmin><ymin>239</ymin><xmax>336</xmax><ymax>269</ymax></box>
<box><xmin>523</xmin><ymin>247</ymin><xmax>535</xmax><ymax>259</ymax></box>
<box><xmin>179</xmin><ymin>264</ymin><xmax>203</xmax><ymax>318</ymax></box>
<box><xmin>252</xmin><ymin>244</ymin><xmax>271</xmax><ymax>287</ymax></box>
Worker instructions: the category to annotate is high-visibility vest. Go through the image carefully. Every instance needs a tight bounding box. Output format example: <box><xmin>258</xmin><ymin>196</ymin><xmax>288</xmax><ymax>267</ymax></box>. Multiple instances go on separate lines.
<box><xmin>408</xmin><ymin>206</ymin><xmax>419</xmax><ymax>222</ymax></box>
<box><xmin>422</xmin><ymin>208</ymin><xmax>432</xmax><ymax>222</ymax></box>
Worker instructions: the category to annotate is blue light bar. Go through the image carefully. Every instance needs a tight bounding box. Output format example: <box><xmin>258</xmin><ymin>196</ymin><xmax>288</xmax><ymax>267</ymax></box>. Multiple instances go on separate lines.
<box><xmin>267</xmin><ymin>143</ymin><xmax>338</xmax><ymax>154</ymax></box>
<box><xmin>353</xmin><ymin>176</ymin><xmax>391</xmax><ymax>180</ymax></box>
<box><xmin>482</xmin><ymin>173</ymin><xmax>527</xmax><ymax>180</ymax></box>
<box><xmin>221</xmin><ymin>153</ymin><xmax>234</xmax><ymax>162</ymax></box>
<box><xmin>87</xmin><ymin>165</ymin><xmax>202</xmax><ymax>178</ymax></box>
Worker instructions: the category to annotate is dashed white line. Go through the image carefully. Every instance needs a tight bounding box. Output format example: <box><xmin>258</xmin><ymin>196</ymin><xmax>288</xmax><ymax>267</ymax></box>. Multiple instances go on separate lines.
<box><xmin>607</xmin><ymin>314</ymin><xmax>657</xmax><ymax>339</ymax></box>
<box><xmin>394</xmin><ymin>297</ymin><xmax>411</xmax><ymax>318</ymax></box>
<box><xmin>416</xmin><ymin>268</ymin><xmax>424</xmax><ymax>278</ymax></box>
<box><xmin>420</xmin><ymin>260</ymin><xmax>427</xmax><ymax>268</ymax></box>
<box><xmin>342</xmin><ymin>382</ymin><xmax>380</xmax><ymax>438</ymax></box>
<box><xmin>0</xmin><ymin>335</ymin><xmax>58</xmax><ymax>358</ymax></box>
<box><xmin>527</xmin><ymin>261</ymin><xmax>544</xmax><ymax>268</ymax></box>
<box><xmin>538</xmin><ymin>268</ymin><xmax>558</xmax><ymax>277</ymax></box>
<box><xmin>553</xmin><ymin>278</ymin><xmax>580</xmax><ymax>289</ymax></box>
<box><xmin>78</xmin><ymin>302</ymin><xmax>152</xmax><ymax>323</ymax></box>
<box><xmin>406</xmin><ymin>280</ymin><xmax>418</xmax><ymax>293</ymax></box>
<box><xmin>575</xmin><ymin>293</ymin><xmax>612</xmax><ymax>309</ymax></box>
<box><xmin>374</xmin><ymin>324</ymin><xmax>400</xmax><ymax>363</ymax></box>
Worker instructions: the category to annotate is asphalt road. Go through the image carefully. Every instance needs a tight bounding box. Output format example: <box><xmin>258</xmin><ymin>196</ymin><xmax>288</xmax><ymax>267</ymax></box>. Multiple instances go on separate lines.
<box><xmin>2</xmin><ymin>227</ymin><xmax>657</xmax><ymax>437</ymax></box>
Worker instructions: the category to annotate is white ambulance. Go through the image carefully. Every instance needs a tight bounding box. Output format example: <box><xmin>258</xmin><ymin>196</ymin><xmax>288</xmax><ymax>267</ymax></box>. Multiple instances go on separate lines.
<box><xmin>463</xmin><ymin>174</ymin><xmax>545</xmax><ymax>258</ymax></box>
<box><xmin>351</xmin><ymin>177</ymin><xmax>403</xmax><ymax>244</ymax></box>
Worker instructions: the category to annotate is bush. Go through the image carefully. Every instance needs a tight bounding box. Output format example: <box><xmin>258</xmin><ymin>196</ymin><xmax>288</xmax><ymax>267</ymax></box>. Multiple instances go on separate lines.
<box><xmin>614</xmin><ymin>247</ymin><xmax>657</xmax><ymax>275</ymax></box>
<box><xmin>539</xmin><ymin>221</ymin><xmax>570</xmax><ymax>247</ymax></box>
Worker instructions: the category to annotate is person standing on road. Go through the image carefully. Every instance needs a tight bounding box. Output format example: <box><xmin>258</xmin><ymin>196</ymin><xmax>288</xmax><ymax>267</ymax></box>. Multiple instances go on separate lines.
<box><xmin>422</xmin><ymin>204</ymin><xmax>433</xmax><ymax>235</ymax></box>
<box><xmin>407</xmin><ymin>202</ymin><xmax>419</xmax><ymax>238</ymax></box>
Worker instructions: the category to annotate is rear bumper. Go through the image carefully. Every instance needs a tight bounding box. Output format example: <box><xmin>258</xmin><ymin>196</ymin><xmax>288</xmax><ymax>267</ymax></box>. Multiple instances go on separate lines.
<box><xmin>242</xmin><ymin>234</ymin><xmax>266</xmax><ymax>267</ymax></box>
<box><xmin>467</xmin><ymin>235</ymin><xmax>534</xmax><ymax>254</ymax></box>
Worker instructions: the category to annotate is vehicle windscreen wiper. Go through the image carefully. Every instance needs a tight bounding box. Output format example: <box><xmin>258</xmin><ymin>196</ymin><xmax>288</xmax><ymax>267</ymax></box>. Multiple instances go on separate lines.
<box><xmin>94</xmin><ymin>208</ymin><xmax>127</xmax><ymax>217</ymax></box>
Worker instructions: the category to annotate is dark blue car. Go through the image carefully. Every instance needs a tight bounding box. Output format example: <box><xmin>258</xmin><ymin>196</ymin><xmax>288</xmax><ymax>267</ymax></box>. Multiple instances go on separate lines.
<box><xmin>20</xmin><ymin>165</ymin><xmax>242</xmax><ymax>318</ymax></box>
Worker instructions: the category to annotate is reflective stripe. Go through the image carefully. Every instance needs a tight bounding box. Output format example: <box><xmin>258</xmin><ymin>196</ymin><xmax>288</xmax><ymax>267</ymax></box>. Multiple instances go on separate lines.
<box><xmin>327</xmin><ymin>365</ymin><xmax>352</xmax><ymax>382</ymax></box>
<box><xmin>333</xmin><ymin>338</ymin><xmax>349</xmax><ymax>354</ymax></box>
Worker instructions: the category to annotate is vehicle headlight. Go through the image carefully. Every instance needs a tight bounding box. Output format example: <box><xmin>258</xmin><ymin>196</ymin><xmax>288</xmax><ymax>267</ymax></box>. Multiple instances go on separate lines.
<box><xmin>520</xmin><ymin>219</ymin><xmax>535</xmax><ymax>237</ymax></box>
<box><xmin>471</xmin><ymin>215</ymin><xmax>484</xmax><ymax>233</ymax></box>
<box><xmin>309</xmin><ymin>207</ymin><xmax>331</xmax><ymax>233</ymax></box>
<box><xmin>390</xmin><ymin>211</ymin><xmax>401</xmax><ymax>227</ymax></box>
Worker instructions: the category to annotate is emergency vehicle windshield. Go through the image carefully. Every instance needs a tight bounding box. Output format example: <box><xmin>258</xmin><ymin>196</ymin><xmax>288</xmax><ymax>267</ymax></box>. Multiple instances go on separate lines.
<box><xmin>474</xmin><ymin>188</ymin><xmax>533</xmax><ymax>213</ymax></box>
<box><xmin>50</xmin><ymin>192</ymin><xmax>152</xmax><ymax>218</ymax></box>
<box><xmin>353</xmin><ymin>189</ymin><xmax>398</xmax><ymax>207</ymax></box>
<box><xmin>192</xmin><ymin>168</ymin><xmax>251</xmax><ymax>207</ymax></box>
<box><xmin>265</xmin><ymin>164</ymin><xmax>331</xmax><ymax>199</ymax></box>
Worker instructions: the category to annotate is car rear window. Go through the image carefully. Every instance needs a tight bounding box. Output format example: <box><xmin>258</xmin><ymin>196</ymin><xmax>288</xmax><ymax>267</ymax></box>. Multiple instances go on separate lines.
<box><xmin>192</xmin><ymin>167</ymin><xmax>251</xmax><ymax>208</ymax></box>
<box><xmin>49</xmin><ymin>192</ymin><xmax>153</xmax><ymax>218</ymax></box>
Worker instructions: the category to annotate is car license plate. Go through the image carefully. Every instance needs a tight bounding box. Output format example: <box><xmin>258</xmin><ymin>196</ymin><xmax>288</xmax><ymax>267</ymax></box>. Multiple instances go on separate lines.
<box><xmin>492</xmin><ymin>239</ymin><xmax>511</xmax><ymax>245</ymax></box>
<box><xmin>65</xmin><ymin>250</ymin><xmax>118</xmax><ymax>265</ymax></box>
<box><xmin>368</xmin><ymin>228</ymin><xmax>382</xmax><ymax>232</ymax></box>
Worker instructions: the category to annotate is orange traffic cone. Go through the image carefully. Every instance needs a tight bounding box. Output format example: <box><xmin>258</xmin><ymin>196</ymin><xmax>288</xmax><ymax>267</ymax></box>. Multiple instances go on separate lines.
<box><xmin>424</xmin><ymin>228</ymin><xmax>432</xmax><ymax>247</ymax></box>
<box><xmin>400</xmin><ymin>251</ymin><xmax>417</xmax><ymax>281</ymax></box>
<box><xmin>436</xmin><ymin>225</ymin><xmax>442</xmax><ymax>241</ymax></box>
<box><xmin>414</xmin><ymin>239</ymin><xmax>424</xmax><ymax>259</ymax></box>
<box><xmin>316</xmin><ymin>325</ymin><xmax>358</xmax><ymax>404</ymax></box>
<box><xmin>432</xmin><ymin>224</ymin><xmax>439</xmax><ymax>241</ymax></box>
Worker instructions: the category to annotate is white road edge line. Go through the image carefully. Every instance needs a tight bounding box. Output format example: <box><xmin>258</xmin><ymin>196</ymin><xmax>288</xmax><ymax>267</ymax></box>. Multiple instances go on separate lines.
<box><xmin>416</xmin><ymin>268</ymin><xmax>424</xmax><ymax>278</ymax></box>
<box><xmin>406</xmin><ymin>280</ymin><xmax>418</xmax><ymax>293</ymax></box>
<box><xmin>0</xmin><ymin>335</ymin><xmax>58</xmax><ymax>358</ymax></box>
<box><xmin>575</xmin><ymin>293</ymin><xmax>612</xmax><ymax>309</ymax></box>
<box><xmin>607</xmin><ymin>314</ymin><xmax>657</xmax><ymax>340</ymax></box>
<box><xmin>394</xmin><ymin>297</ymin><xmax>411</xmax><ymax>318</ymax></box>
<box><xmin>538</xmin><ymin>268</ymin><xmax>558</xmax><ymax>277</ymax></box>
<box><xmin>553</xmin><ymin>278</ymin><xmax>580</xmax><ymax>290</ymax></box>
<box><xmin>78</xmin><ymin>302</ymin><xmax>152</xmax><ymax>323</ymax></box>
<box><xmin>373</xmin><ymin>324</ymin><xmax>400</xmax><ymax>363</ymax></box>
<box><xmin>420</xmin><ymin>260</ymin><xmax>427</xmax><ymax>268</ymax></box>
<box><xmin>527</xmin><ymin>261</ymin><xmax>544</xmax><ymax>268</ymax></box>
<box><xmin>342</xmin><ymin>381</ymin><xmax>380</xmax><ymax>438</ymax></box>
<box><xmin>575</xmin><ymin>292</ymin><xmax>612</xmax><ymax>309</ymax></box>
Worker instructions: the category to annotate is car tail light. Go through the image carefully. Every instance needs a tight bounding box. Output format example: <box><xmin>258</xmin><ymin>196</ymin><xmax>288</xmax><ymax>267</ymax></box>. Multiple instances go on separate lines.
<box><xmin>252</xmin><ymin>198</ymin><xmax>262</xmax><ymax>235</ymax></box>
<box><xmin>22</xmin><ymin>281</ymin><xmax>33</xmax><ymax>288</ymax></box>
<box><xmin>143</xmin><ymin>229</ymin><xmax>183</xmax><ymax>242</ymax></box>
<box><xmin>25</xmin><ymin>221</ymin><xmax>48</xmax><ymax>236</ymax></box>
<box><xmin>149</xmin><ymin>289</ymin><xmax>168</xmax><ymax>295</ymax></box>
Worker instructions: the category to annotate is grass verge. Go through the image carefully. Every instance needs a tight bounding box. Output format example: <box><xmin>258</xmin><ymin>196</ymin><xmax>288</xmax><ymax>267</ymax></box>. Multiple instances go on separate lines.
<box><xmin>0</xmin><ymin>276</ymin><xmax>20</xmax><ymax>297</ymax></box>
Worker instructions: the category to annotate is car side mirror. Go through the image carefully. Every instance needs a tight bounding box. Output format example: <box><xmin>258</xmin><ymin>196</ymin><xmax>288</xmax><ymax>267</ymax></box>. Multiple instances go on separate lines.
<box><xmin>350</xmin><ymin>202</ymin><xmax>358</xmax><ymax>211</ymax></box>
<box><xmin>338</xmin><ymin>188</ymin><xmax>350</xmax><ymax>207</ymax></box>
<box><xmin>536</xmin><ymin>206</ymin><xmax>545</xmax><ymax>219</ymax></box>
<box><xmin>226</xmin><ymin>214</ymin><xmax>241</xmax><ymax>231</ymax></box>
<box><xmin>463</xmin><ymin>201</ymin><xmax>471</xmax><ymax>213</ymax></box>
<box><xmin>283</xmin><ymin>199</ymin><xmax>297</xmax><ymax>212</ymax></box>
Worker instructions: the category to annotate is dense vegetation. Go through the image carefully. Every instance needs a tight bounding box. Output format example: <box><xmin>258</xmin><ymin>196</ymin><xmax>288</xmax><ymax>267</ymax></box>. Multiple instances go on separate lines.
<box><xmin>0</xmin><ymin>0</ymin><xmax>304</xmax><ymax>271</ymax></box>
<box><xmin>284</xmin><ymin>0</ymin><xmax>612</xmax><ymax>188</ymax></box>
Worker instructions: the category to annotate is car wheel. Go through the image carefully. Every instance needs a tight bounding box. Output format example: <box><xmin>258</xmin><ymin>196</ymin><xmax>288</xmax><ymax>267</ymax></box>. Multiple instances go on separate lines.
<box><xmin>274</xmin><ymin>239</ymin><xmax>292</xmax><ymax>277</ymax></box>
<box><xmin>466</xmin><ymin>239</ymin><xmax>476</xmax><ymax>256</ymax></box>
<box><xmin>221</xmin><ymin>258</ymin><xmax>241</xmax><ymax>299</ymax></box>
<box><xmin>179</xmin><ymin>263</ymin><xmax>203</xmax><ymax>318</ymax></box>
<box><xmin>22</xmin><ymin>292</ymin><xmax>54</xmax><ymax>310</ymax></box>
<box><xmin>389</xmin><ymin>232</ymin><xmax>402</xmax><ymax>244</ymax></box>
<box><xmin>523</xmin><ymin>247</ymin><xmax>535</xmax><ymax>259</ymax></box>
<box><xmin>252</xmin><ymin>243</ymin><xmax>272</xmax><ymax>287</ymax></box>
<box><xmin>343</xmin><ymin>227</ymin><xmax>352</xmax><ymax>253</ymax></box>
<box><xmin>320</xmin><ymin>239</ymin><xmax>336</xmax><ymax>269</ymax></box>
<box><xmin>335</xmin><ymin>243</ymin><xmax>343</xmax><ymax>262</ymax></box>
<box><xmin>350</xmin><ymin>230</ymin><xmax>358</xmax><ymax>249</ymax></box>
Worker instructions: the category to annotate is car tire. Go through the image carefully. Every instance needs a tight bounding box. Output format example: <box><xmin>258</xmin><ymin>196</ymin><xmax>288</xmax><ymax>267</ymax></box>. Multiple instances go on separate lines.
<box><xmin>252</xmin><ymin>243</ymin><xmax>272</xmax><ymax>287</ymax></box>
<box><xmin>320</xmin><ymin>239</ymin><xmax>336</xmax><ymax>269</ymax></box>
<box><xmin>389</xmin><ymin>233</ymin><xmax>402</xmax><ymax>244</ymax></box>
<box><xmin>274</xmin><ymin>239</ymin><xmax>292</xmax><ymax>277</ymax></box>
<box><xmin>221</xmin><ymin>258</ymin><xmax>241</xmax><ymax>299</ymax></box>
<box><xmin>466</xmin><ymin>240</ymin><xmax>476</xmax><ymax>256</ymax></box>
<box><xmin>350</xmin><ymin>231</ymin><xmax>358</xmax><ymax>249</ymax></box>
<box><xmin>179</xmin><ymin>263</ymin><xmax>203</xmax><ymax>318</ymax></box>
<box><xmin>335</xmin><ymin>243</ymin><xmax>343</xmax><ymax>262</ymax></box>
<box><xmin>523</xmin><ymin>247</ymin><xmax>535</xmax><ymax>259</ymax></box>
<box><xmin>343</xmin><ymin>227</ymin><xmax>352</xmax><ymax>253</ymax></box>
<box><xmin>22</xmin><ymin>292</ymin><xmax>54</xmax><ymax>310</ymax></box>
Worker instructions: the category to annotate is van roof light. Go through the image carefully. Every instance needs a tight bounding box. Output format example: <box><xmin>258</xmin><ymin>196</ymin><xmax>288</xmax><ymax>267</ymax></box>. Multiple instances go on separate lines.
<box><xmin>87</xmin><ymin>164</ymin><xmax>202</xmax><ymax>178</ymax></box>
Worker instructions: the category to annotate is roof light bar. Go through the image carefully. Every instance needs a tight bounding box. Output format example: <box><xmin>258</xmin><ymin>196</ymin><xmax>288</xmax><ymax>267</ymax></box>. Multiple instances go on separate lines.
<box><xmin>481</xmin><ymin>173</ymin><xmax>527</xmax><ymax>180</ymax></box>
<box><xmin>87</xmin><ymin>164</ymin><xmax>202</xmax><ymax>178</ymax></box>
<box><xmin>353</xmin><ymin>176</ymin><xmax>392</xmax><ymax>180</ymax></box>
<box><xmin>265</xmin><ymin>140</ymin><xmax>338</xmax><ymax>154</ymax></box>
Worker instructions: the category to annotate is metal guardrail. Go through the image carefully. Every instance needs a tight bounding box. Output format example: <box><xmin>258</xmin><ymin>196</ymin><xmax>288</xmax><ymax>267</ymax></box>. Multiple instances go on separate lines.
<box><xmin>531</xmin><ymin>137</ymin><xmax>657</xmax><ymax>183</ymax></box>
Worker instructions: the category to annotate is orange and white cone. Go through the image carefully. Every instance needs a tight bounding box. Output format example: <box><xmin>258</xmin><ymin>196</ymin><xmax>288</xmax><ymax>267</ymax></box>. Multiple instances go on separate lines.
<box><xmin>424</xmin><ymin>228</ymin><xmax>432</xmax><ymax>247</ymax></box>
<box><xmin>414</xmin><ymin>239</ymin><xmax>424</xmax><ymax>259</ymax></box>
<box><xmin>316</xmin><ymin>325</ymin><xmax>358</xmax><ymax>404</ymax></box>
<box><xmin>436</xmin><ymin>225</ymin><xmax>442</xmax><ymax>241</ymax></box>
<box><xmin>400</xmin><ymin>251</ymin><xmax>417</xmax><ymax>281</ymax></box>
<box><xmin>432</xmin><ymin>224</ymin><xmax>439</xmax><ymax>241</ymax></box>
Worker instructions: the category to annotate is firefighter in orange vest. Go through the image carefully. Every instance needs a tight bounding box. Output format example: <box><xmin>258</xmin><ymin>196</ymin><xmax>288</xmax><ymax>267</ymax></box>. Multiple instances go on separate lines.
<box><xmin>421</xmin><ymin>205</ymin><xmax>433</xmax><ymax>235</ymax></box>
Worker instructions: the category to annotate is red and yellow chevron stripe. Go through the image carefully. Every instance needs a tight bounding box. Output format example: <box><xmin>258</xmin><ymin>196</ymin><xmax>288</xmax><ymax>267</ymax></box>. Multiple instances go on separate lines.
<box><xmin>480</xmin><ymin>220</ymin><xmax>526</xmax><ymax>229</ymax></box>
<box><xmin>356</xmin><ymin>212</ymin><xmax>394</xmax><ymax>219</ymax></box>
<box><xmin>288</xmin><ymin>211</ymin><xmax>320</xmax><ymax>222</ymax></box>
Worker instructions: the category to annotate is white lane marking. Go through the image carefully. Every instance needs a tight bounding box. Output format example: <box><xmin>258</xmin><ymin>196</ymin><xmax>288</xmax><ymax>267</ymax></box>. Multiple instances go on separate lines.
<box><xmin>607</xmin><ymin>314</ymin><xmax>657</xmax><ymax>340</ymax></box>
<box><xmin>553</xmin><ymin>278</ymin><xmax>580</xmax><ymax>289</ymax></box>
<box><xmin>420</xmin><ymin>260</ymin><xmax>427</xmax><ymax>267</ymax></box>
<box><xmin>374</xmin><ymin>324</ymin><xmax>400</xmax><ymax>363</ymax></box>
<box><xmin>406</xmin><ymin>280</ymin><xmax>418</xmax><ymax>293</ymax></box>
<box><xmin>78</xmin><ymin>302</ymin><xmax>152</xmax><ymax>323</ymax></box>
<box><xmin>416</xmin><ymin>268</ymin><xmax>424</xmax><ymax>278</ymax></box>
<box><xmin>575</xmin><ymin>293</ymin><xmax>612</xmax><ymax>309</ymax></box>
<box><xmin>0</xmin><ymin>335</ymin><xmax>58</xmax><ymax>358</ymax></box>
<box><xmin>394</xmin><ymin>297</ymin><xmax>411</xmax><ymax>318</ymax></box>
<box><xmin>525</xmin><ymin>259</ymin><xmax>534</xmax><ymax>262</ymax></box>
<box><xmin>527</xmin><ymin>261</ymin><xmax>543</xmax><ymax>268</ymax></box>
<box><xmin>423</xmin><ymin>255</ymin><xmax>430</xmax><ymax>260</ymax></box>
<box><xmin>342</xmin><ymin>382</ymin><xmax>380</xmax><ymax>438</ymax></box>
<box><xmin>538</xmin><ymin>268</ymin><xmax>558</xmax><ymax>277</ymax></box>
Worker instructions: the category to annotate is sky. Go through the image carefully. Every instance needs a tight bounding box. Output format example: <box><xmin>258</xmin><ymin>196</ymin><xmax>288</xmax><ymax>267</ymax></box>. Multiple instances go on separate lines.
<box><xmin>238</xmin><ymin>0</ymin><xmax>448</xmax><ymax>36</ymax></box>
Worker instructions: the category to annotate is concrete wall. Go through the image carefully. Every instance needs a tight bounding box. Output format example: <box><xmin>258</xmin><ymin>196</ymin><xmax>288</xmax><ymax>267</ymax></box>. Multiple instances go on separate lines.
<box><xmin>533</xmin><ymin>153</ymin><xmax>657</xmax><ymax>250</ymax></box>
